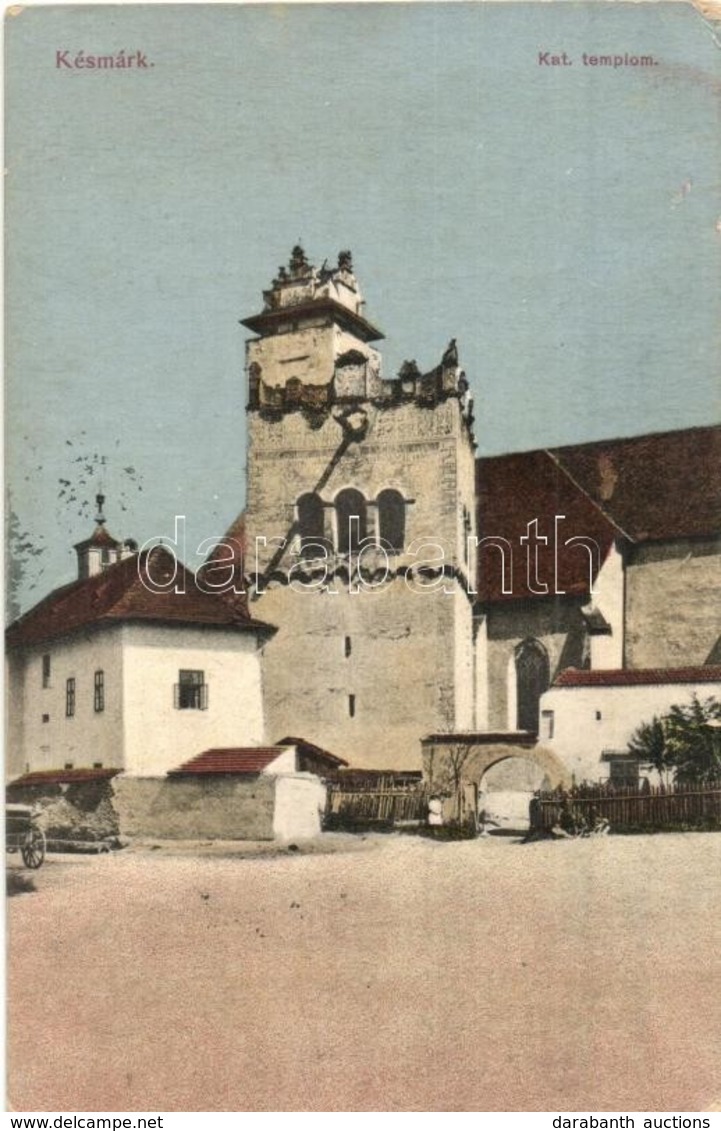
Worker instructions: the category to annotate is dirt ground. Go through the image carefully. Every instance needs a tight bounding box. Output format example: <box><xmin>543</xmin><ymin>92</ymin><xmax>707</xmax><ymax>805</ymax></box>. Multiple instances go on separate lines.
<box><xmin>7</xmin><ymin>831</ymin><xmax>721</xmax><ymax>1112</ymax></box>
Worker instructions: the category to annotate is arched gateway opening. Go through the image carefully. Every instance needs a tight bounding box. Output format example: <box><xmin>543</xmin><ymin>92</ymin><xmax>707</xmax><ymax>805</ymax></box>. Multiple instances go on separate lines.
<box><xmin>421</xmin><ymin>732</ymin><xmax>571</xmax><ymax>832</ymax></box>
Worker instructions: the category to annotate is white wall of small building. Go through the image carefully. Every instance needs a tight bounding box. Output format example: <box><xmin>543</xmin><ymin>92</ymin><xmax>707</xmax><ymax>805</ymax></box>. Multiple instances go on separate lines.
<box><xmin>6</xmin><ymin>627</ymin><xmax>125</xmax><ymax>778</ymax></box>
<box><xmin>539</xmin><ymin>679</ymin><xmax>721</xmax><ymax>784</ymax></box>
<box><xmin>261</xmin><ymin>747</ymin><xmax>296</xmax><ymax>774</ymax></box>
<box><xmin>120</xmin><ymin>622</ymin><xmax>265</xmax><ymax>776</ymax></box>
<box><xmin>272</xmin><ymin>773</ymin><xmax>327</xmax><ymax>840</ymax></box>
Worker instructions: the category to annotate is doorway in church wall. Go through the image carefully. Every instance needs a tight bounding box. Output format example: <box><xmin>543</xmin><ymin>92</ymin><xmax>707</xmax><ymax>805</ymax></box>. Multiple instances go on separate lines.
<box><xmin>514</xmin><ymin>638</ymin><xmax>550</xmax><ymax>734</ymax></box>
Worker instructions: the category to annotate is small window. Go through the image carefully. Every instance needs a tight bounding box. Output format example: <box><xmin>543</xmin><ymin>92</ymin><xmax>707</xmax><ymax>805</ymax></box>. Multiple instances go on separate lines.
<box><xmin>541</xmin><ymin>709</ymin><xmax>554</xmax><ymax>740</ymax></box>
<box><xmin>297</xmin><ymin>493</ymin><xmax>326</xmax><ymax>560</ymax></box>
<box><xmin>174</xmin><ymin>669</ymin><xmax>208</xmax><ymax>710</ymax></box>
<box><xmin>609</xmin><ymin>759</ymin><xmax>639</xmax><ymax>788</ymax></box>
<box><xmin>42</xmin><ymin>654</ymin><xmax>51</xmax><ymax>689</ymax></box>
<box><xmin>94</xmin><ymin>670</ymin><xmax>105</xmax><ymax>713</ymax></box>
<box><xmin>336</xmin><ymin>489</ymin><xmax>367</xmax><ymax>555</ymax></box>
<box><xmin>64</xmin><ymin>762</ymin><xmax>74</xmax><ymax>770</ymax></box>
<box><xmin>41</xmin><ymin>713</ymin><xmax>50</xmax><ymax>724</ymax></box>
<box><xmin>595</xmin><ymin>710</ymin><xmax>602</xmax><ymax>721</ymax></box>
<box><xmin>93</xmin><ymin>762</ymin><xmax>103</xmax><ymax>769</ymax></box>
<box><xmin>349</xmin><ymin>694</ymin><xmax>356</xmax><ymax>718</ymax></box>
<box><xmin>65</xmin><ymin>677</ymin><xmax>76</xmax><ymax>718</ymax></box>
<box><xmin>344</xmin><ymin>636</ymin><xmax>352</xmax><ymax>658</ymax></box>
<box><xmin>377</xmin><ymin>489</ymin><xmax>406</xmax><ymax>554</ymax></box>
<box><xmin>463</xmin><ymin>506</ymin><xmax>472</xmax><ymax>565</ymax></box>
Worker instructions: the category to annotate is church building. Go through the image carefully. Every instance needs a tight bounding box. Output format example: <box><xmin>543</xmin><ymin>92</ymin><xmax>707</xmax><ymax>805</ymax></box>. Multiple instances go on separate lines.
<box><xmin>222</xmin><ymin>245</ymin><xmax>721</xmax><ymax>785</ymax></box>
<box><xmin>6</xmin><ymin>245</ymin><xmax>721</xmax><ymax>800</ymax></box>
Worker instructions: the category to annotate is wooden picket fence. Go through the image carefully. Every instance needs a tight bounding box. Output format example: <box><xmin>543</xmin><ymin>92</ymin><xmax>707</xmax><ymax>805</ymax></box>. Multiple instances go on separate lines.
<box><xmin>532</xmin><ymin>783</ymin><xmax>721</xmax><ymax>833</ymax></box>
<box><xmin>324</xmin><ymin>773</ymin><xmax>431</xmax><ymax>830</ymax></box>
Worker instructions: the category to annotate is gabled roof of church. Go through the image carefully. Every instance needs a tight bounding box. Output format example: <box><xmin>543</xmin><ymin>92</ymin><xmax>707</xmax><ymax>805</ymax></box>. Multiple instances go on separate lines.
<box><xmin>547</xmin><ymin>424</ymin><xmax>721</xmax><ymax>543</ymax></box>
<box><xmin>6</xmin><ymin>545</ymin><xmax>275</xmax><ymax>649</ymax></box>
<box><xmin>476</xmin><ymin>448</ymin><xmax>619</xmax><ymax>603</ymax></box>
<box><xmin>476</xmin><ymin>424</ymin><xmax>721</xmax><ymax>602</ymax></box>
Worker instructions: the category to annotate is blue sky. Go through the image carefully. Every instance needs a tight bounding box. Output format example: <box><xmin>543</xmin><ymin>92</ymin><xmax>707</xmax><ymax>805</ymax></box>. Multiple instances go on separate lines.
<box><xmin>5</xmin><ymin>2</ymin><xmax>721</xmax><ymax>612</ymax></box>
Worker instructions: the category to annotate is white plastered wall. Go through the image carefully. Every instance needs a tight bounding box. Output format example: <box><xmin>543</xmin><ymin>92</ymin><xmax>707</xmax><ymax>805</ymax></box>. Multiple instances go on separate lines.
<box><xmin>120</xmin><ymin>623</ymin><xmax>265</xmax><ymax>776</ymax></box>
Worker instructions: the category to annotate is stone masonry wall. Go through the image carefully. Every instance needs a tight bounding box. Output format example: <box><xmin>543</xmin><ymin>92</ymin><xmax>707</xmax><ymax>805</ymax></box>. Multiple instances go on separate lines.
<box><xmin>483</xmin><ymin>598</ymin><xmax>587</xmax><ymax>731</ymax></box>
<box><xmin>245</xmin><ymin>398</ymin><xmax>473</xmax><ymax>574</ymax></box>
<box><xmin>112</xmin><ymin>775</ymin><xmax>277</xmax><ymax>840</ymax></box>
<box><xmin>257</xmin><ymin>577</ymin><xmax>459</xmax><ymax>770</ymax></box>
<box><xmin>625</xmin><ymin>538</ymin><xmax>720</xmax><ymax>668</ymax></box>
<box><xmin>246</xmin><ymin>394</ymin><xmax>477</xmax><ymax>770</ymax></box>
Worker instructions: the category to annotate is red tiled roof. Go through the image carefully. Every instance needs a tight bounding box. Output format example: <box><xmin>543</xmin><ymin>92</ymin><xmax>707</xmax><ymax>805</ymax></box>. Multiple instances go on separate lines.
<box><xmin>476</xmin><ymin>449</ymin><xmax>618</xmax><ymax>602</ymax></box>
<box><xmin>553</xmin><ymin>666</ymin><xmax>721</xmax><ymax>689</ymax></box>
<box><xmin>6</xmin><ymin>546</ymin><xmax>275</xmax><ymax>649</ymax></box>
<box><xmin>168</xmin><ymin>747</ymin><xmax>290</xmax><ymax>776</ymax></box>
<box><xmin>204</xmin><ymin>512</ymin><xmax>246</xmax><ymax>577</ymax></box>
<box><xmin>549</xmin><ymin>425</ymin><xmax>721</xmax><ymax>543</ymax></box>
<box><xmin>74</xmin><ymin>524</ymin><xmax>121</xmax><ymax>550</ymax></box>
<box><xmin>476</xmin><ymin>424</ymin><xmax>721</xmax><ymax>602</ymax></box>
<box><xmin>276</xmin><ymin>735</ymin><xmax>348</xmax><ymax>768</ymax></box>
<box><xmin>8</xmin><ymin>768</ymin><xmax>121</xmax><ymax>787</ymax></box>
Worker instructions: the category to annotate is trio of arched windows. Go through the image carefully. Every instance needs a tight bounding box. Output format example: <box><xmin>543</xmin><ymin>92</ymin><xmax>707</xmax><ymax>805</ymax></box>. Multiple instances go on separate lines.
<box><xmin>297</xmin><ymin>488</ymin><xmax>406</xmax><ymax>558</ymax></box>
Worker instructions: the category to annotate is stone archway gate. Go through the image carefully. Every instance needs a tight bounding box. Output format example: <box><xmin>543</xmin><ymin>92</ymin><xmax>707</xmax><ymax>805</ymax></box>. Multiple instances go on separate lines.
<box><xmin>420</xmin><ymin>731</ymin><xmax>572</xmax><ymax>827</ymax></box>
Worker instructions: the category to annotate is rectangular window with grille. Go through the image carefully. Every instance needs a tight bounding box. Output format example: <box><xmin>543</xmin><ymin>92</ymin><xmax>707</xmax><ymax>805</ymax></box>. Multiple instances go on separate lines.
<box><xmin>94</xmin><ymin>670</ymin><xmax>105</xmax><ymax>713</ymax></box>
<box><xmin>65</xmin><ymin>677</ymin><xmax>76</xmax><ymax>718</ymax></box>
<box><xmin>174</xmin><ymin>669</ymin><xmax>208</xmax><ymax>710</ymax></box>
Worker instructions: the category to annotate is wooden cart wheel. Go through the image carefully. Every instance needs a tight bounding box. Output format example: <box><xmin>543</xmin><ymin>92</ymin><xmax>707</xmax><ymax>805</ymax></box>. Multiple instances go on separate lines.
<box><xmin>21</xmin><ymin>827</ymin><xmax>46</xmax><ymax>869</ymax></box>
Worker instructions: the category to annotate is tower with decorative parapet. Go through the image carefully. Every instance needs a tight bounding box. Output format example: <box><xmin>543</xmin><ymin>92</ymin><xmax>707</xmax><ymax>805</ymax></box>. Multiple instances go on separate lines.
<box><xmin>241</xmin><ymin>246</ymin><xmax>477</xmax><ymax>769</ymax></box>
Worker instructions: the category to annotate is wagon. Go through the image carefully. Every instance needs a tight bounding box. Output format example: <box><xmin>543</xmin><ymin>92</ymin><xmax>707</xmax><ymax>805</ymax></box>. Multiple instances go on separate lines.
<box><xmin>6</xmin><ymin>804</ymin><xmax>46</xmax><ymax>869</ymax></box>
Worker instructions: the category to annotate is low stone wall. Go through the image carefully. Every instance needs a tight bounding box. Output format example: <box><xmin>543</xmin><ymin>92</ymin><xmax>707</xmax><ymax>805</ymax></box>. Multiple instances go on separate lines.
<box><xmin>7</xmin><ymin>772</ymin><xmax>329</xmax><ymax>843</ymax></box>
<box><xmin>112</xmin><ymin>775</ymin><xmax>277</xmax><ymax>841</ymax></box>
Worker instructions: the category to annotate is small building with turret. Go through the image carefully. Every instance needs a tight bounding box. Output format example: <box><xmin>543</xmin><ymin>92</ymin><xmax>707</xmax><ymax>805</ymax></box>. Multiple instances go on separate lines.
<box><xmin>5</xmin><ymin>497</ymin><xmax>274</xmax><ymax>781</ymax></box>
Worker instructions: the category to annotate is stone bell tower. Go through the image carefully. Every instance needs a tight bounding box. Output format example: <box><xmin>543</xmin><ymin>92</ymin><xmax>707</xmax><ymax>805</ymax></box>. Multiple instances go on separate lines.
<box><xmin>242</xmin><ymin>246</ymin><xmax>478</xmax><ymax>770</ymax></box>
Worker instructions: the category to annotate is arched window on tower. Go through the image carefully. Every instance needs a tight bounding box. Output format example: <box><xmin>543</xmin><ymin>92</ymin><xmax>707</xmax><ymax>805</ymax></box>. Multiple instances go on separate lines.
<box><xmin>515</xmin><ymin>638</ymin><xmax>550</xmax><ymax>735</ymax></box>
<box><xmin>297</xmin><ymin>493</ymin><xmax>326</xmax><ymax>560</ymax></box>
<box><xmin>335</xmin><ymin>489</ymin><xmax>367</xmax><ymax>555</ymax></box>
<box><xmin>377</xmin><ymin>489</ymin><xmax>406</xmax><ymax>554</ymax></box>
